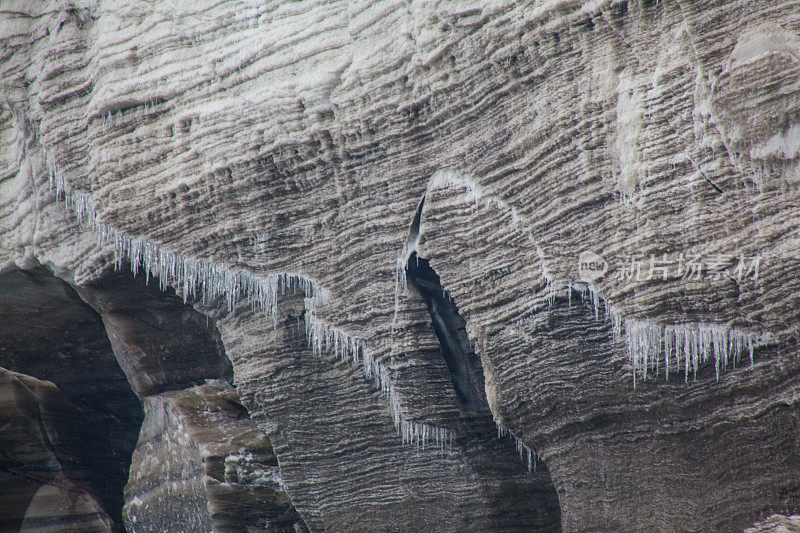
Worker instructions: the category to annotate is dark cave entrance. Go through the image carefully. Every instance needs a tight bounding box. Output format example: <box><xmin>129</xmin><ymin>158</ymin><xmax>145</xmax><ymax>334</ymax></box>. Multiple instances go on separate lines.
<box><xmin>0</xmin><ymin>264</ymin><xmax>237</xmax><ymax>531</ymax></box>
<box><xmin>0</xmin><ymin>267</ymin><xmax>144</xmax><ymax>531</ymax></box>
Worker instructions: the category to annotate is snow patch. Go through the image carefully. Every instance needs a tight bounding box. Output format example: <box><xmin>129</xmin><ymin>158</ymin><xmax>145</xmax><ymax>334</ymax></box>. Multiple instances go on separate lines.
<box><xmin>127</xmin><ymin>496</ymin><xmax>144</xmax><ymax>507</ymax></box>
<box><xmin>751</xmin><ymin>123</ymin><xmax>800</xmax><ymax>160</ymax></box>
<box><xmin>731</xmin><ymin>31</ymin><xmax>800</xmax><ymax>66</ymax></box>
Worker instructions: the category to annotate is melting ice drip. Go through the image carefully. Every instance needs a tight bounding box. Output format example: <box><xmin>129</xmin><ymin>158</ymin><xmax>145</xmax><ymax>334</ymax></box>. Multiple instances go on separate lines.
<box><xmin>546</xmin><ymin>281</ymin><xmax>772</xmax><ymax>386</ymax></box>
<box><xmin>43</xmin><ymin>149</ymin><xmax>453</xmax><ymax>451</ymax></box>
<box><xmin>426</xmin><ymin>168</ymin><xmax>772</xmax><ymax>386</ymax></box>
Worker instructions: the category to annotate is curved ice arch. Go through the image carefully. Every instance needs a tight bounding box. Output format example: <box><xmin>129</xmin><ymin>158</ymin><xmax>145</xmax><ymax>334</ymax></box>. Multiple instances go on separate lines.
<box><xmin>43</xmin><ymin>148</ymin><xmax>453</xmax><ymax>451</ymax></box>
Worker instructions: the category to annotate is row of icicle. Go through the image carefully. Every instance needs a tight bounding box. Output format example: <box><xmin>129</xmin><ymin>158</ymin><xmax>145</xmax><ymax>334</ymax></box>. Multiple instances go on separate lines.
<box><xmin>100</xmin><ymin>99</ymin><xmax>163</xmax><ymax>131</ymax></box>
<box><xmin>43</xmin><ymin>148</ymin><xmax>454</xmax><ymax>452</ymax></box>
<box><xmin>497</xmin><ymin>426</ymin><xmax>538</xmax><ymax>472</ymax></box>
<box><xmin>547</xmin><ymin>281</ymin><xmax>771</xmax><ymax>386</ymax></box>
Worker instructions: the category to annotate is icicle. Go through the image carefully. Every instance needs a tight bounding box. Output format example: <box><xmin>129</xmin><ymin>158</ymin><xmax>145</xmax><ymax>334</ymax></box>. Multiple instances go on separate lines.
<box><xmin>43</xmin><ymin>151</ymin><xmax>457</xmax><ymax>450</ymax></box>
<box><xmin>496</xmin><ymin>425</ymin><xmax>538</xmax><ymax>472</ymax></box>
<box><xmin>549</xmin><ymin>276</ymin><xmax>770</xmax><ymax>384</ymax></box>
<box><xmin>46</xmin><ymin>152</ymin><xmax>773</xmax><ymax>451</ymax></box>
<box><xmin>303</xmin><ymin>296</ymin><xmax>454</xmax><ymax>451</ymax></box>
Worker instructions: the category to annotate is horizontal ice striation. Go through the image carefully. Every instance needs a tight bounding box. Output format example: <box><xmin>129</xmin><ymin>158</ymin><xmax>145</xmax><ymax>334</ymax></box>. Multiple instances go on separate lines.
<box><xmin>546</xmin><ymin>280</ymin><xmax>773</xmax><ymax>386</ymax></box>
<box><xmin>43</xmin><ymin>149</ymin><xmax>454</xmax><ymax>451</ymax></box>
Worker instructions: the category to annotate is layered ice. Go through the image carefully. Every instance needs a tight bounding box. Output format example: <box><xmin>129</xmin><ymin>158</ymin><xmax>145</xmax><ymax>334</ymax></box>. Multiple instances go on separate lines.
<box><xmin>44</xmin><ymin>149</ymin><xmax>453</xmax><ymax>451</ymax></box>
<box><xmin>426</xmin><ymin>168</ymin><xmax>772</xmax><ymax>386</ymax></box>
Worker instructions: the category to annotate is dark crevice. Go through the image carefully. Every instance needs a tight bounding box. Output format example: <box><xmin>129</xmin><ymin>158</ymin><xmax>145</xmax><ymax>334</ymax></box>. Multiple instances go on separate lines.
<box><xmin>407</xmin><ymin>195</ymin><xmax>425</xmax><ymax>247</ymax></box>
<box><xmin>406</xmin><ymin>252</ymin><xmax>490</xmax><ymax>418</ymax></box>
<box><xmin>405</xmin><ymin>252</ymin><xmax>563</xmax><ymax>529</ymax></box>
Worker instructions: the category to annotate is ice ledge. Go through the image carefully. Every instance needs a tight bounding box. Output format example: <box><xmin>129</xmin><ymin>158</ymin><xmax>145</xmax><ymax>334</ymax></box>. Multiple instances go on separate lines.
<box><xmin>427</xmin><ymin>168</ymin><xmax>775</xmax><ymax>386</ymax></box>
